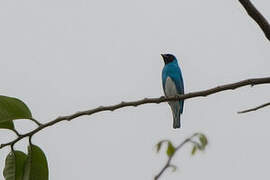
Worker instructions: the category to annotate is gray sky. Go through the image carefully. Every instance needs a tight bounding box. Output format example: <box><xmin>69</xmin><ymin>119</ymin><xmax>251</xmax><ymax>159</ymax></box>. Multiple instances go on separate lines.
<box><xmin>0</xmin><ymin>0</ymin><xmax>270</xmax><ymax>179</ymax></box>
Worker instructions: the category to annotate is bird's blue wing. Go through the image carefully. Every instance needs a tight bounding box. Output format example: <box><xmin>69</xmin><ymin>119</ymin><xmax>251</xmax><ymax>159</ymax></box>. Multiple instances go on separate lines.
<box><xmin>163</xmin><ymin>64</ymin><xmax>184</xmax><ymax>113</ymax></box>
<box><xmin>171</xmin><ymin>71</ymin><xmax>184</xmax><ymax>114</ymax></box>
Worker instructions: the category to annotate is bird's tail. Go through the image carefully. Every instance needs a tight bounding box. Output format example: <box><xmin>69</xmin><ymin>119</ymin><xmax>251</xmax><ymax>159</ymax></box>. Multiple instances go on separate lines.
<box><xmin>173</xmin><ymin>112</ymin><xmax>181</xmax><ymax>129</ymax></box>
<box><xmin>169</xmin><ymin>102</ymin><xmax>182</xmax><ymax>129</ymax></box>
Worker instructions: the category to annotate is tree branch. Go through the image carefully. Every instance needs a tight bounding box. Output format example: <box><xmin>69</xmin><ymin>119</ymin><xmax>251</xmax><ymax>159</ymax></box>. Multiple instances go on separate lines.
<box><xmin>238</xmin><ymin>101</ymin><xmax>270</xmax><ymax>113</ymax></box>
<box><xmin>1</xmin><ymin>76</ymin><xmax>270</xmax><ymax>150</ymax></box>
<box><xmin>154</xmin><ymin>139</ymin><xmax>189</xmax><ymax>180</ymax></box>
<box><xmin>239</xmin><ymin>0</ymin><xmax>270</xmax><ymax>41</ymax></box>
<box><xmin>154</xmin><ymin>133</ymin><xmax>201</xmax><ymax>180</ymax></box>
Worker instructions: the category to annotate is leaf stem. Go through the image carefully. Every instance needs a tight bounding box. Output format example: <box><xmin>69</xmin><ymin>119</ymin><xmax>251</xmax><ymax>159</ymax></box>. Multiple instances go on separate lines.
<box><xmin>30</xmin><ymin>118</ymin><xmax>43</xmax><ymax>126</ymax></box>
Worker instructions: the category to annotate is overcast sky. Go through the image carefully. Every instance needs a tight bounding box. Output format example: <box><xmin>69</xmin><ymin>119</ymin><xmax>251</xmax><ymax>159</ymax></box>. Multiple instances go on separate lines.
<box><xmin>0</xmin><ymin>0</ymin><xmax>270</xmax><ymax>179</ymax></box>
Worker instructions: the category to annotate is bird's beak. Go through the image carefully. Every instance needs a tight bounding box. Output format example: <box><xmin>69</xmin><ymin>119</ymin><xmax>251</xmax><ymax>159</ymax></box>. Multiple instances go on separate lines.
<box><xmin>161</xmin><ymin>54</ymin><xmax>167</xmax><ymax>64</ymax></box>
<box><xmin>161</xmin><ymin>54</ymin><xmax>165</xmax><ymax>59</ymax></box>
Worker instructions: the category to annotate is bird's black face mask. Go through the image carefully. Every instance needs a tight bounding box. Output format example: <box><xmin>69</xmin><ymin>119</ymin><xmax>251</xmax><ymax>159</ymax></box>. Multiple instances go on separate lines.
<box><xmin>161</xmin><ymin>54</ymin><xmax>175</xmax><ymax>65</ymax></box>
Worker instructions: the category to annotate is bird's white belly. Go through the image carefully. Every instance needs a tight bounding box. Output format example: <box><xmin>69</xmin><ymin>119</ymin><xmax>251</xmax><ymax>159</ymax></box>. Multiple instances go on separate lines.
<box><xmin>165</xmin><ymin>77</ymin><xmax>178</xmax><ymax>97</ymax></box>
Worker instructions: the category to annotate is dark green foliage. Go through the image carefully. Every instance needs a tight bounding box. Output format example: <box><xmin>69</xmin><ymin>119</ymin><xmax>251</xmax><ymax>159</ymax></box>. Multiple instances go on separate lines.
<box><xmin>0</xmin><ymin>96</ymin><xmax>32</xmax><ymax>130</ymax></box>
<box><xmin>3</xmin><ymin>145</ymin><xmax>49</xmax><ymax>180</ymax></box>
<box><xmin>0</xmin><ymin>121</ymin><xmax>14</xmax><ymax>131</ymax></box>
<box><xmin>3</xmin><ymin>151</ymin><xmax>28</xmax><ymax>180</ymax></box>
<box><xmin>23</xmin><ymin>144</ymin><xmax>49</xmax><ymax>180</ymax></box>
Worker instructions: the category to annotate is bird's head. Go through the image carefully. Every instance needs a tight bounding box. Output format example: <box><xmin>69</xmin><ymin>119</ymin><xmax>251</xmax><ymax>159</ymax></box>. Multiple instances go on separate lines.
<box><xmin>161</xmin><ymin>54</ymin><xmax>177</xmax><ymax>65</ymax></box>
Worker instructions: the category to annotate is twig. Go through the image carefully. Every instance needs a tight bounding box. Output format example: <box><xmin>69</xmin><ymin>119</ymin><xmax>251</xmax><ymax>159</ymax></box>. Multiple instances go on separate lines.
<box><xmin>238</xmin><ymin>101</ymin><xmax>270</xmax><ymax>113</ymax></box>
<box><xmin>239</xmin><ymin>0</ymin><xmax>270</xmax><ymax>41</ymax></box>
<box><xmin>154</xmin><ymin>134</ymin><xmax>198</xmax><ymax>180</ymax></box>
<box><xmin>30</xmin><ymin>118</ymin><xmax>43</xmax><ymax>126</ymax></box>
<box><xmin>11</xmin><ymin>129</ymin><xmax>20</xmax><ymax>137</ymax></box>
<box><xmin>0</xmin><ymin>76</ymin><xmax>270</xmax><ymax>150</ymax></box>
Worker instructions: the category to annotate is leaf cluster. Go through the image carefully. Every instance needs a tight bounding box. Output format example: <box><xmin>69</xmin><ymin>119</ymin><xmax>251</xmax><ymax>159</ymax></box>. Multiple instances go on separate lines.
<box><xmin>191</xmin><ymin>133</ymin><xmax>208</xmax><ymax>155</ymax></box>
<box><xmin>0</xmin><ymin>96</ymin><xmax>49</xmax><ymax>180</ymax></box>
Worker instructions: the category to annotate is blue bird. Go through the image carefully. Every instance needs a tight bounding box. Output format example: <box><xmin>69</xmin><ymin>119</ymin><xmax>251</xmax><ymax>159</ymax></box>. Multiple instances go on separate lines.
<box><xmin>161</xmin><ymin>54</ymin><xmax>184</xmax><ymax>128</ymax></box>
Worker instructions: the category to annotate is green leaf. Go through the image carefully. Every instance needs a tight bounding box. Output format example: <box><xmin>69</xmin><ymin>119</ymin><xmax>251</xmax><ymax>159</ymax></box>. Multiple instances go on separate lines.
<box><xmin>166</xmin><ymin>142</ymin><xmax>175</xmax><ymax>157</ymax></box>
<box><xmin>23</xmin><ymin>144</ymin><xmax>49</xmax><ymax>180</ymax></box>
<box><xmin>156</xmin><ymin>142</ymin><xmax>162</xmax><ymax>153</ymax></box>
<box><xmin>156</xmin><ymin>140</ymin><xmax>170</xmax><ymax>153</ymax></box>
<box><xmin>156</xmin><ymin>140</ymin><xmax>167</xmax><ymax>153</ymax></box>
<box><xmin>0</xmin><ymin>96</ymin><xmax>32</xmax><ymax>130</ymax></box>
<box><xmin>199</xmin><ymin>134</ymin><xmax>208</xmax><ymax>149</ymax></box>
<box><xmin>191</xmin><ymin>145</ymin><xmax>197</xmax><ymax>155</ymax></box>
<box><xmin>0</xmin><ymin>121</ymin><xmax>15</xmax><ymax>131</ymax></box>
<box><xmin>3</xmin><ymin>151</ymin><xmax>28</xmax><ymax>180</ymax></box>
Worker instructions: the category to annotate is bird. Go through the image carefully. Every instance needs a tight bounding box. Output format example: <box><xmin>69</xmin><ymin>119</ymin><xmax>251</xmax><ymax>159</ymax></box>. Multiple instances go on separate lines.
<box><xmin>161</xmin><ymin>54</ymin><xmax>184</xmax><ymax>128</ymax></box>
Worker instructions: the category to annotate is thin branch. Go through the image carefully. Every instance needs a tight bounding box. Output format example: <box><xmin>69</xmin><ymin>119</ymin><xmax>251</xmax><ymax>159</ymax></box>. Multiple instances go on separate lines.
<box><xmin>239</xmin><ymin>0</ymin><xmax>270</xmax><ymax>41</ymax></box>
<box><xmin>238</xmin><ymin>101</ymin><xmax>270</xmax><ymax>113</ymax></box>
<box><xmin>11</xmin><ymin>129</ymin><xmax>20</xmax><ymax>137</ymax></box>
<box><xmin>30</xmin><ymin>118</ymin><xmax>43</xmax><ymax>126</ymax></box>
<box><xmin>1</xmin><ymin>76</ymin><xmax>270</xmax><ymax>150</ymax></box>
<box><xmin>154</xmin><ymin>134</ymin><xmax>198</xmax><ymax>180</ymax></box>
